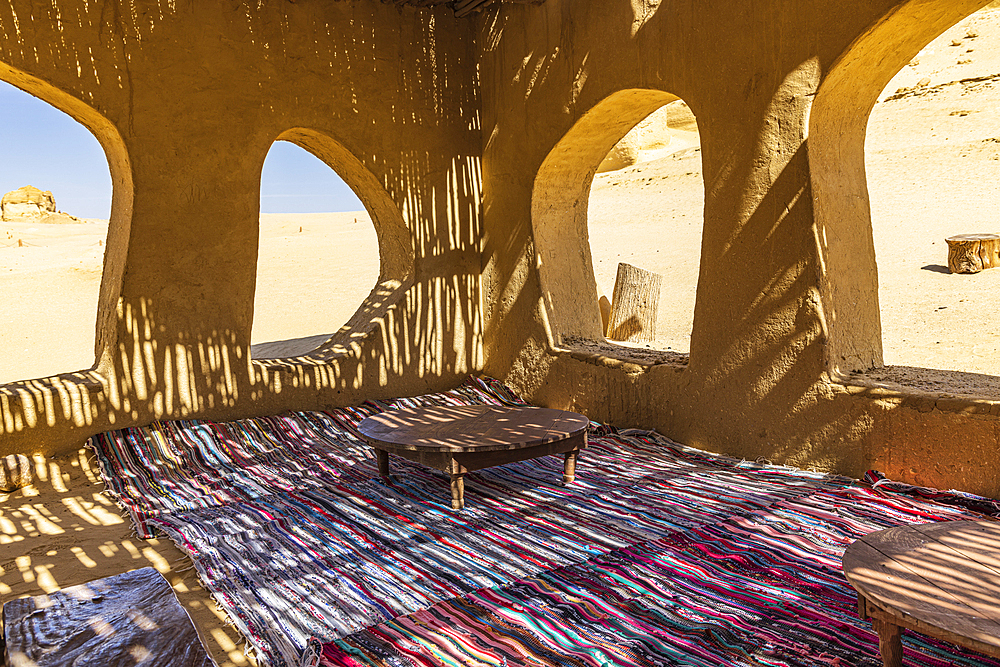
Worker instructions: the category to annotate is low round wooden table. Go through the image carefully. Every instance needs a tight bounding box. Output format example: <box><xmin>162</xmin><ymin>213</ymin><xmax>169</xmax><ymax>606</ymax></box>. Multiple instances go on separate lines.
<box><xmin>843</xmin><ymin>520</ymin><xmax>1000</xmax><ymax>666</ymax></box>
<box><xmin>356</xmin><ymin>404</ymin><xmax>589</xmax><ymax>509</ymax></box>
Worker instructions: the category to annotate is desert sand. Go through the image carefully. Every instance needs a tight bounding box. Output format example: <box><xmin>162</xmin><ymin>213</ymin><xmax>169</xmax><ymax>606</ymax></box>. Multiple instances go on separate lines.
<box><xmin>1</xmin><ymin>8</ymin><xmax>1000</xmax><ymax>665</ymax></box>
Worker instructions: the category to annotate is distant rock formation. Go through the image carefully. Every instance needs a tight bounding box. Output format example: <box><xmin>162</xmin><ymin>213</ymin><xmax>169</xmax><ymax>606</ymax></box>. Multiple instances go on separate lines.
<box><xmin>598</xmin><ymin>101</ymin><xmax>699</xmax><ymax>173</ymax></box>
<box><xmin>1</xmin><ymin>185</ymin><xmax>81</xmax><ymax>223</ymax></box>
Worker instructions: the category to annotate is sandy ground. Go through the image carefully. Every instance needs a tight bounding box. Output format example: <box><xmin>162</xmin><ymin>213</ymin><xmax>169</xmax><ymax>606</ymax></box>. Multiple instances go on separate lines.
<box><xmin>1</xmin><ymin>8</ymin><xmax>1000</xmax><ymax>664</ymax></box>
<box><xmin>0</xmin><ymin>449</ymin><xmax>254</xmax><ymax>666</ymax></box>
<box><xmin>250</xmin><ymin>213</ymin><xmax>380</xmax><ymax>358</ymax></box>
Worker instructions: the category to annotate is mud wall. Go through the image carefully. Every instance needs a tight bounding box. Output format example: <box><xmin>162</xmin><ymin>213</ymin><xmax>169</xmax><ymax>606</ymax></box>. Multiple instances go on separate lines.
<box><xmin>0</xmin><ymin>0</ymin><xmax>482</xmax><ymax>454</ymax></box>
<box><xmin>479</xmin><ymin>0</ymin><xmax>1000</xmax><ymax>496</ymax></box>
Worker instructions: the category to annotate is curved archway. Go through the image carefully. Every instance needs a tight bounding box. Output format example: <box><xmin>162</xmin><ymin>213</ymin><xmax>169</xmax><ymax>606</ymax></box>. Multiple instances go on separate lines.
<box><xmin>0</xmin><ymin>63</ymin><xmax>132</xmax><ymax>384</ymax></box>
<box><xmin>532</xmin><ymin>88</ymin><xmax>703</xmax><ymax>356</ymax></box>
<box><xmin>251</xmin><ymin>128</ymin><xmax>411</xmax><ymax>359</ymax></box>
<box><xmin>866</xmin><ymin>6</ymin><xmax>1000</xmax><ymax>375</ymax></box>
<box><xmin>809</xmin><ymin>0</ymin><xmax>992</xmax><ymax>375</ymax></box>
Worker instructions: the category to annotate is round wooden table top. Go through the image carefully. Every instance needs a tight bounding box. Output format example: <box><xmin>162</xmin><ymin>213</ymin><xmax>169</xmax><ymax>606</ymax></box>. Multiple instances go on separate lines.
<box><xmin>356</xmin><ymin>404</ymin><xmax>590</xmax><ymax>454</ymax></box>
<box><xmin>842</xmin><ymin>520</ymin><xmax>1000</xmax><ymax>658</ymax></box>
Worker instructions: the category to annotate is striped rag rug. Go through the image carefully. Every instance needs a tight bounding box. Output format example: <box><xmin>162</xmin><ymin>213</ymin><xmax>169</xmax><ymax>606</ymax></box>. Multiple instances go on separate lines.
<box><xmin>88</xmin><ymin>376</ymin><xmax>1000</xmax><ymax>667</ymax></box>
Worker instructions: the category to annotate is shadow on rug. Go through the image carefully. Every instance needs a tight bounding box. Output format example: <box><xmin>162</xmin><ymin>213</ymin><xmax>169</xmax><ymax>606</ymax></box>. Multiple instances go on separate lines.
<box><xmin>89</xmin><ymin>377</ymin><xmax>1000</xmax><ymax>667</ymax></box>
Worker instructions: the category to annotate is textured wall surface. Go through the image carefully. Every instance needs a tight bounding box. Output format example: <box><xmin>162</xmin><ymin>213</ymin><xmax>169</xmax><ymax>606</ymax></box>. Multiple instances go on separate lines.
<box><xmin>479</xmin><ymin>0</ymin><xmax>1000</xmax><ymax>495</ymax></box>
<box><xmin>0</xmin><ymin>0</ymin><xmax>482</xmax><ymax>454</ymax></box>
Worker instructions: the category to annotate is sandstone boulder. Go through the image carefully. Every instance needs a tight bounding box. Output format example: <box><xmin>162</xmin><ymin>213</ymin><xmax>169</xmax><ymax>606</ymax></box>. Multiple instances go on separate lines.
<box><xmin>1</xmin><ymin>185</ymin><xmax>81</xmax><ymax>222</ymax></box>
<box><xmin>2</xmin><ymin>185</ymin><xmax>56</xmax><ymax>221</ymax></box>
<box><xmin>597</xmin><ymin>100</ymin><xmax>699</xmax><ymax>173</ymax></box>
<box><xmin>599</xmin><ymin>135</ymin><xmax>642</xmax><ymax>172</ymax></box>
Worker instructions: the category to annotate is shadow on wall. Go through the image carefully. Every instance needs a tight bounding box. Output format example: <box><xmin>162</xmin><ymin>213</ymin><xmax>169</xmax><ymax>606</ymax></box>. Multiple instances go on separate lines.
<box><xmin>1</xmin><ymin>160</ymin><xmax>482</xmax><ymax>444</ymax></box>
<box><xmin>522</xmin><ymin>47</ymin><xmax>879</xmax><ymax>471</ymax></box>
<box><xmin>0</xmin><ymin>1</ymin><xmax>484</xmax><ymax>454</ymax></box>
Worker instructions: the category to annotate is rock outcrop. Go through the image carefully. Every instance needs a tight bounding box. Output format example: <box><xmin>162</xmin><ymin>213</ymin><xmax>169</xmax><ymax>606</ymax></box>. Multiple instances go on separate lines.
<box><xmin>1</xmin><ymin>185</ymin><xmax>80</xmax><ymax>223</ymax></box>
<box><xmin>598</xmin><ymin>101</ymin><xmax>699</xmax><ymax>173</ymax></box>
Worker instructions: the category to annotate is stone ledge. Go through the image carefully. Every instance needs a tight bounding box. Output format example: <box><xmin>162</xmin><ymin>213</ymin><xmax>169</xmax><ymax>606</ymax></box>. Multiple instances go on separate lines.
<box><xmin>0</xmin><ymin>370</ymin><xmax>105</xmax><ymax>402</ymax></box>
<box><xmin>555</xmin><ymin>335</ymin><xmax>688</xmax><ymax>373</ymax></box>
<box><xmin>834</xmin><ymin>366</ymin><xmax>1000</xmax><ymax>415</ymax></box>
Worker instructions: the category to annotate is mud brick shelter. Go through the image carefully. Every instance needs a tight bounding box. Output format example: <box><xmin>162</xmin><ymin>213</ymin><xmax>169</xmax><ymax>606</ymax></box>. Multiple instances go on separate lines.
<box><xmin>1</xmin><ymin>0</ymin><xmax>999</xmax><ymax>497</ymax></box>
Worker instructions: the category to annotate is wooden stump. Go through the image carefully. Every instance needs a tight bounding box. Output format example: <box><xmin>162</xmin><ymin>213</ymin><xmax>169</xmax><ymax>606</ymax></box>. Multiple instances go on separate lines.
<box><xmin>606</xmin><ymin>262</ymin><xmax>663</xmax><ymax>343</ymax></box>
<box><xmin>947</xmin><ymin>234</ymin><xmax>1000</xmax><ymax>274</ymax></box>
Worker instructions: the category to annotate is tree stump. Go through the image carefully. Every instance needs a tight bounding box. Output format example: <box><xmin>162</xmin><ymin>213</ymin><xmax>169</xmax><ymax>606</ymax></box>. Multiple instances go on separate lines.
<box><xmin>947</xmin><ymin>234</ymin><xmax>1000</xmax><ymax>274</ymax></box>
<box><xmin>606</xmin><ymin>262</ymin><xmax>663</xmax><ymax>343</ymax></box>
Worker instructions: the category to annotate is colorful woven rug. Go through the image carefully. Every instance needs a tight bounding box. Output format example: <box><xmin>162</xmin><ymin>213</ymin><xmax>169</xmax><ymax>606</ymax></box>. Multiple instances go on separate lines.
<box><xmin>89</xmin><ymin>377</ymin><xmax>1000</xmax><ymax>667</ymax></box>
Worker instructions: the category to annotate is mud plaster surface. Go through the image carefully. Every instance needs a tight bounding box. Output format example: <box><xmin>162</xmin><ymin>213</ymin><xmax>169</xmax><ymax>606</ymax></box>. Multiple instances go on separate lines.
<box><xmin>2</xmin><ymin>12</ymin><xmax>998</xmax><ymax>385</ymax></box>
<box><xmin>585</xmin><ymin>8</ymin><xmax>1000</xmax><ymax>391</ymax></box>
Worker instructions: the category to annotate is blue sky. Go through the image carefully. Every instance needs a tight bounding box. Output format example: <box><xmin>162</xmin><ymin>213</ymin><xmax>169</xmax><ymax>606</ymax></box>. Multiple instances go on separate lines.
<box><xmin>259</xmin><ymin>142</ymin><xmax>363</xmax><ymax>215</ymax></box>
<box><xmin>0</xmin><ymin>80</ymin><xmax>362</xmax><ymax>219</ymax></box>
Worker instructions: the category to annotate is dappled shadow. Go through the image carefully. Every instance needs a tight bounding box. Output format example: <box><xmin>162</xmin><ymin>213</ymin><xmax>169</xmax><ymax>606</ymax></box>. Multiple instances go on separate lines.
<box><xmin>845</xmin><ymin>520</ymin><xmax>1000</xmax><ymax>657</ymax></box>
<box><xmin>0</xmin><ymin>0</ymin><xmax>483</xmax><ymax>455</ymax></box>
<box><xmin>0</xmin><ymin>449</ymin><xmax>251</xmax><ymax>666</ymax></box>
<box><xmin>687</xmin><ymin>137</ymin><xmax>874</xmax><ymax>467</ymax></box>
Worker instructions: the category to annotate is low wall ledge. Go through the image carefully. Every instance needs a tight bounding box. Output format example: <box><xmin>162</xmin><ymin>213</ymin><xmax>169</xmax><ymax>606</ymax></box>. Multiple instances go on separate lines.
<box><xmin>0</xmin><ymin>371</ymin><xmax>105</xmax><ymax>406</ymax></box>
<box><xmin>554</xmin><ymin>336</ymin><xmax>688</xmax><ymax>375</ymax></box>
<box><xmin>833</xmin><ymin>368</ymin><xmax>1000</xmax><ymax>416</ymax></box>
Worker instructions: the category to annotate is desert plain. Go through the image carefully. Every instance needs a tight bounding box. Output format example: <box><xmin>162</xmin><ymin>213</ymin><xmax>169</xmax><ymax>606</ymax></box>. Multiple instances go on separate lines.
<box><xmin>0</xmin><ymin>7</ymin><xmax>999</xmax><ymax>665</ymax></box>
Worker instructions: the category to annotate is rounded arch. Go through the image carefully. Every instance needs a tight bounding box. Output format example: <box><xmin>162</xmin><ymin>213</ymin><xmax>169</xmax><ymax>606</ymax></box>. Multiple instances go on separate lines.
<box><xmin>274</xmin><ymin>128</ymin><xmax>412</xmax><ymax>283</ymax></box>
<box><xmin>250</xmin><ymin>128</ymin><xmax>412</xmax><ymax>359</ymax></box>
<box><xmin>0</xmin><ymin>61</ymin><xmax>133</xmax><ymax>380</ymax></box>
<box><xmin>809</xmin><ymin>0</ymin><xmax>992</xmax><ymax>374</ymax></box>
<box><xmin>531</xmin><ymin>88</ymin><xmax>696</xmax><ymax>345</ymax></box>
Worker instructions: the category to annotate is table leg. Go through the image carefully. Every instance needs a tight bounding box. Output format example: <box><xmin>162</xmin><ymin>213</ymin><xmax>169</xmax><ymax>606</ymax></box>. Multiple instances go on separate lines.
<box><xmin>563</xmin><ymin>450</ymin><xmax>579</xmax><ymax>484</ymax></box>
<box><xmin>871</xmin><ymin>617</ymin><xmax>902</xmax><ymax>667</ymax></box>
<box><xmin>377</xmin><ymin>449</ymin><xmax>390</xmax><ymax>480</ymax></box>
<box><xmin>451</xmin><ymin>473</ymin><xmax>465</xmax><ymax>510</ymax></box>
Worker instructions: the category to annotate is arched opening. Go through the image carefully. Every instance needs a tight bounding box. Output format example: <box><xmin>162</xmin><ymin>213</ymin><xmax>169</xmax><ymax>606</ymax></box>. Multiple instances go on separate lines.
<box><xmin>532</xmin><ymin>89</ymin><xmax>703</xmax><ymax>363</ymax></box>
<box><xmin>0</xmin><ymin>78</ymin><xmax>121</xmax><ymax>385</ymax></box>
<box><xmin>866</xmin><ymin>3</ymin><xmax>1000</xmax><ymax>377</ymax></box>
<box><xmin>251</xmin><ymin>129</ymin><xmax>411</xmax><ymax>359</ymax></box>
<box><xmin>588</xmin><ymin>100</ymin><xmax>703</xmax><ymax>355</ymax></box>
<box><xmin>809</xmin><ymin>0</ymin><xmax>992</xmax><ymax>384</ymax></box>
